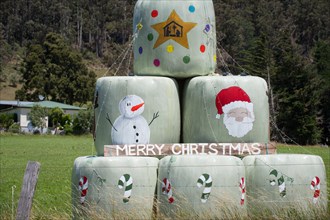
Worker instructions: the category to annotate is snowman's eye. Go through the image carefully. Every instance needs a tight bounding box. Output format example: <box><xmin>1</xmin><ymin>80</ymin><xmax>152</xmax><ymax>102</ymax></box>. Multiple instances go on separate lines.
<box><xmin>127</xmin><ymin>102</ymin><xmax>131</xmax><ymax>106</ymax></box>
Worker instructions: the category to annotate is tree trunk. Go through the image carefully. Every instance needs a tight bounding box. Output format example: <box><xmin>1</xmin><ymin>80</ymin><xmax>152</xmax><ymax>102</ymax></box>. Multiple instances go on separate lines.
<box><xmin>76</xmin><ymin>6</ymin><xmax>82</xmax><ymax>49</ymax></box>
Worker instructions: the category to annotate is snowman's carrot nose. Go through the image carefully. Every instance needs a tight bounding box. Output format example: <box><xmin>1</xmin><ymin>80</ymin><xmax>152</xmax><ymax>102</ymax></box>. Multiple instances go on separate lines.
<box><xmin>131</xmin><ymin>102</ymin><xmax>144</xmax><ymax>112</ymax></box>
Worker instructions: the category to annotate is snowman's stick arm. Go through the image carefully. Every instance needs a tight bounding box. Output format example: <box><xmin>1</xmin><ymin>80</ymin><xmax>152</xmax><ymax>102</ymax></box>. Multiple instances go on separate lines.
<box><xmin>149</xmin><ymin>111</ymin><xmax>159</xmax><ymax>126</ymax></box>
<box><xmin>106</xmin><ymin>113</ymin><xmax>117</xmax><ymax>131</ymax></box>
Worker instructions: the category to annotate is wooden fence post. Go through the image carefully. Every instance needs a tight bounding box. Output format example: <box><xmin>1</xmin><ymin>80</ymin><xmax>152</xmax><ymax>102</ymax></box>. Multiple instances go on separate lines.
<box><xmin>16</xmin><ymin>161</ymin><xmax>41</xmax><ymax>220</ymax></box>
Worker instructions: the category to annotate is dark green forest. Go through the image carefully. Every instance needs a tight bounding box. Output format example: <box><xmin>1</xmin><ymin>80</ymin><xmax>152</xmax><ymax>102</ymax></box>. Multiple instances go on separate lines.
<box><xmin>0</xmin><ymin>0</ymin><xmax>329</xmax><ymax>145</ymax></box>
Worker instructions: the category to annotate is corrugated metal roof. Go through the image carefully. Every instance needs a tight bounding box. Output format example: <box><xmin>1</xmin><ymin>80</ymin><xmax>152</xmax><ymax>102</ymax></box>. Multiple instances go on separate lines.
<box><xmin>26</xmin><ymin>101</ymin><xmax>83</xmax><ymax>110</ymax></box>
<box><xmin>0</xmin><ymin>100</ymin><xmax>84</xmax><ymax>110</ymax></box>
<box><xmin>0</xmin><ymin>100</ymin><xmax>34</xmax><ymax>107</ymax></box>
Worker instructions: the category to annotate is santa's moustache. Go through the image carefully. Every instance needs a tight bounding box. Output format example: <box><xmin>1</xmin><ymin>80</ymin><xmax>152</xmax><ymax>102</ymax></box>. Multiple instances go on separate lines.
<box><xmin>223</xmin><ymin>116</ymin><xmax>254</xmax><ymax>138</ymax></box>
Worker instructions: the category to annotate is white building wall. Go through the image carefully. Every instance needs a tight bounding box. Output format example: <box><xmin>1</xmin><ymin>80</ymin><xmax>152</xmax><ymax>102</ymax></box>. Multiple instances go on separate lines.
<box><xmin>1</xmin><ymin>105</ymin><xmax>81</xmax><ymax>133</ymax></box>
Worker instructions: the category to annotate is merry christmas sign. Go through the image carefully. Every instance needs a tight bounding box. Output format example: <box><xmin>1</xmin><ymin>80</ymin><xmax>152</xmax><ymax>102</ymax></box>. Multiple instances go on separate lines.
<box><xmin>104</xmin><ymin>143</ymin><xmax>276</xmax><ymax>156</ymax></box>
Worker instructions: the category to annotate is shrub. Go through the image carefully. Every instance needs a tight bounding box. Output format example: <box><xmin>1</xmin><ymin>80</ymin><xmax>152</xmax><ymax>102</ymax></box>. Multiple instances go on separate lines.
<box><xmin>8</xmin><ymin>123</ymin><xmax>20</xmax><ymax>133</ymax></box>
<box><xmin>60</xmin><ymin>114</ymin><xmax>72</xmax><ymax>127</ymax></box>
<box><xmin>72</xmin><ymin>108</ymin><xmax>93</xmax><ymax>135</ymax></box>
<box><xmin>63</xmin><ymin>123</ymin><xmax>73</xmax><ymax>135</ymax></box>
<box><xmin>0</xmin><ymin>113</ymin><xmax>16</xmax><ymax>130</ymax></box>
<box><xmin>33</xmin><ymin>129</ymin><xmax>41</xmax><ymax>135</ymax></box>
<box><xmin>28</xmin><ymin>104</ymin><xmax>48</xmax><ymax>131</ymax></box>
<box><xmin>49</xmin><ymin>107</ymin><xmax>64</xmax><ymax>128</ymax></box>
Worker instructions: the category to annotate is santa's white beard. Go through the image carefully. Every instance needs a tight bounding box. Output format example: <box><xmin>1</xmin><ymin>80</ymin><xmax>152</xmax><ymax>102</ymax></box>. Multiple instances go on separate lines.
<box><xmin>223</xmin><ymin>116</ymin><xmax>254</xmax><ymax>138</ymax></box>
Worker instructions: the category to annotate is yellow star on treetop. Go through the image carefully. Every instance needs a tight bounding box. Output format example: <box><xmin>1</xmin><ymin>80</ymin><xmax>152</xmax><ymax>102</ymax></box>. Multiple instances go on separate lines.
<box><xmin>151</xmin><ymin>10</ymin><xmax>197</xmax><ymax>49</ymax></box>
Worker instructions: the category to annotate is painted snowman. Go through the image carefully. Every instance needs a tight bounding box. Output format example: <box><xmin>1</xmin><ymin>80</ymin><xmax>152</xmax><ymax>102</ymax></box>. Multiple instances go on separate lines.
<box><xmin>107</xmin><ymin>95</ymin><xmax>158</xmax><ymax>145</ymax></box>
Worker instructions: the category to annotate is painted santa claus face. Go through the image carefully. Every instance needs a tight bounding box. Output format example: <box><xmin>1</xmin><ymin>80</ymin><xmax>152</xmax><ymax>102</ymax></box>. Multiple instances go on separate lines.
<box><xmin>223</xmin><ymin>107</ymin><xmax>254</xmax><ymax>138</ymax></box>
<box><xmin>215</xmin><ymin>86</ymin><xmax>255</xmax><ymax>138</ymax></box>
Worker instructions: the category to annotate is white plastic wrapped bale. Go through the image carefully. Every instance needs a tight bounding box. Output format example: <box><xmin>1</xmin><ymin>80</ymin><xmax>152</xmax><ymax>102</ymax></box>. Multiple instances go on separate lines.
<box><xmin>93</xmin><ymin>76</ymin><xmax>180</xmax><ymax>156</ymax></box>
<box><xmin>133</xmin><ymin>0</ymin><xmax>217</xmax><ymax>78</ymax></box>
<box><xmin>72</xmin><ymin>156</ymin><xmax>159</xmax><ymax>219</ymax></box>
<box><xmin>157</xmin><ymin>155</ymin><xmax>247</xmax><ymax>219</ymax></box>
<box><xmin>243</xmin><ymin>154</ymin><xmax>327</xmax><ymax>217</ymax></box>
<box><xmin>183</xmin><ymin>75</ymin><xmax>269</xmax><ymax>144</ymax></box>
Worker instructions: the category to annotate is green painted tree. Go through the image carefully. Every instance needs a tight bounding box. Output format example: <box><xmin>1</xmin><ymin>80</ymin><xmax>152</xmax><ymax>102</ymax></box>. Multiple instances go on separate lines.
<box><xmin>15</xmin><ymin>32</ymin><xmax>96</xmax><ymax>104</ymax></box>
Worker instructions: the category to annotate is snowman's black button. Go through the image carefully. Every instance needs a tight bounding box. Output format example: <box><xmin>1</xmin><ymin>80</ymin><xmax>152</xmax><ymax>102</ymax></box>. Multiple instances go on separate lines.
<box><xmin>133</xmin><ymin>126</ymin><xmax>136</xmax><ymax>129</ymax></box>
<box><xmin>136</xmin><ymin>133</ymin><xmax>139</xmax><ymax>136</ymax></box>
<box><xmin>136</xmin><ymin>139</ymin><xmax>139</xmax><ymax>143</ymax></box>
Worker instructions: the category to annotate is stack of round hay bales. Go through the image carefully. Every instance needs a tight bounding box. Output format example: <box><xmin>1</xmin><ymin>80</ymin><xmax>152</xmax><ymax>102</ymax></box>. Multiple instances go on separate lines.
<box><xmin>72</xmin><ymin>0</ymin><xmax>327</xmax><ymax>218</ymax></box>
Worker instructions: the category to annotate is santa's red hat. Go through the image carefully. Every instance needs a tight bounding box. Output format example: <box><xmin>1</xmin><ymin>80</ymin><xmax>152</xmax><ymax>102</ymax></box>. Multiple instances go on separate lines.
<box><xmin>215</xmin><ymin>86</ymin><xmax>254</xmax><ymax>119</ymax></box>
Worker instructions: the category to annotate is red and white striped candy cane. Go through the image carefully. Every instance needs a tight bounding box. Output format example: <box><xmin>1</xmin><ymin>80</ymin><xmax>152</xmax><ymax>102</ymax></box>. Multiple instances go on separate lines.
<box><xmin>162</xmin><ymin>178</ymin><xmax>174</xmax><ymax>203</ymax></box>
<box><xmin>310</xmin><ymin>176</ymin><xmax>320</xmax><ymax>204</ymax></box>
<box><xmin>239</xmin><ymin>177</ymin><xmax>246</xmax><ymax>205</ymax></box>
<box><xmin>79</xmin><ymin>176</ymin><xmax>88</xmax><ymax>205</ymax></box>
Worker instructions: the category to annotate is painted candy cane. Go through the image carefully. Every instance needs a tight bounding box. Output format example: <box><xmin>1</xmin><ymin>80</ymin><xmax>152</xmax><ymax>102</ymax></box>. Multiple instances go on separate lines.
<box><xmin>310</xmin><ymin>176</ymin><xmax>320</xmax><ymax>204</ymax></box>
<box><xmin>239</xmin><ymin>177</ymin><xmax>246</xmax><ymax>205</ymax></box>
<box><xmin>269</xmin><ymin>169</ymin><xmax>286</xmax><ymax>197</ymax></box>
<box><xmin>269</xmin><ymin>169</ymin><xmax>278</xmax><ymax>186</ymax></box>
<box><xmin>197</xmin><ymin>174</ymin><xmax>212</xmax><ymax>203</ymax></box>
<box><xmin>277</xmin><ymin>176</ymin><xmax>286</xmax><ymax>197</ymax></box>
<box><xmin>118</xmin><ymin>174</ymin><xmax>133</xmax><ymax>203</ymax></box>
<box><xmin>162</xmin><ymin>178</ymin><xmax>174</xmax><ymax>203</ymax></box>
<box><xmin>79</xmin><ymin>176</ymin><xmax>88</xmax><ymax>205</ymax></box>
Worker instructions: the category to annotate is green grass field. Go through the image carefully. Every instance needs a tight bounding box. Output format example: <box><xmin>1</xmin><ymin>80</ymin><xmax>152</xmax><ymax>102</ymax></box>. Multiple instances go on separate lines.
<box><xmin>0</xmin><ymin>134</ymin><xmax>94</xmax><ymax>219</ymax></box>
<box><xmin>0</xmin><ymin>135</ymin><xmax>329</xmax><ymax>219</ymax></box>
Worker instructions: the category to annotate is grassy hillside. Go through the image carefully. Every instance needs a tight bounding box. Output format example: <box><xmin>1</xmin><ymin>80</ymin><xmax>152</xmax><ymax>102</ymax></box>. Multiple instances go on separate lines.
<box><xmin>0</xmin><ymin>54</ymin><xmax>108</xmax><ymax>101</ymax></box>
<box><xmin>0</xmin><ymin>55</ymin><xmax>22</xmax><ymax>100</ymax></box>
<box><xmin>0</xmin><ymin>135</ymin><xmax>329</xmax><ymax>219</ymax></box>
